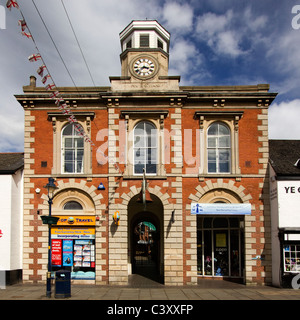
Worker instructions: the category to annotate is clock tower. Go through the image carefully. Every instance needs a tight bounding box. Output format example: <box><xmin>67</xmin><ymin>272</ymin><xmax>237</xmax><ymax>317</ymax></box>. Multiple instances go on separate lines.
<box><xmin>110</xmin><ymin>20</ymin><xmax>180</xmax><ymax>91</ymax></box>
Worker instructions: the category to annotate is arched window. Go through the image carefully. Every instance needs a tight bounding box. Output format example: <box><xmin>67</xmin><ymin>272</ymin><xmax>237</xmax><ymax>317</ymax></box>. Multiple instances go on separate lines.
<box><xmin>63</xmin><ymin>201</ymin><xmax>83</xmax><ymax>210</ymax></box>
<box><xmin>62</xmin><ymin>123</ymin><xmax>84</xmax><ymax>173</ymax></box>
<box><xmin>207</xmin><ymin>122</ymin><xmax>231</xmax><ymax>173</ymax></box>
<box><xmin>133</xmin><ymin>121</ymin><xmax>157</xmax><ymax>174</ymax></box>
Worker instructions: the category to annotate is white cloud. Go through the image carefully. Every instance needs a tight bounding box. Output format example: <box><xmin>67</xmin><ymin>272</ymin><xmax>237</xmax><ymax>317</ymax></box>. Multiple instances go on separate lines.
<box><xmin>195</xmin><ymin>8</ymin><xmax>268</xmax><ymax>58</ymax></box>
<box><xmin>269</xmin><ymin>100</ymin><xmax>300</xmax><ymax>139</ymax></box>
<box><xmin>162</xmin><ymin>2</ymin><xmax>194</xmax><ymax>33</ymax></box>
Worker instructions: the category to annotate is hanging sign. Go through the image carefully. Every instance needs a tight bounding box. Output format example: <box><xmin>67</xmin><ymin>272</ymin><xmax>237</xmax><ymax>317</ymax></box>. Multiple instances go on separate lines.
<box><xmin>191</xmin><ymin>203</ymin><xmax>251</xmax><ymax>215</ymax></box>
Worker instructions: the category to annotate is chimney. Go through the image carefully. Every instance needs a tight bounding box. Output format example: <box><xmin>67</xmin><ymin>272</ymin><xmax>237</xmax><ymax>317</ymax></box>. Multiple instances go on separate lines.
<box><xmin>30</xmin><ymin>75</ymin><xmax>36</xmax><ymax>87</ymax></box>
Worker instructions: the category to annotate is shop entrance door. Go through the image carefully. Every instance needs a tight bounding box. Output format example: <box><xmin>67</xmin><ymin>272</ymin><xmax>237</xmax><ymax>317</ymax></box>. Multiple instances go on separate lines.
<box><xmin>131</xmin><ymin>220</ymin><xmax>161</xmax><ymax>282</ymax></box>
<box><xmin>197</xmin><ymin>216</ymin><xmax>244</xmax><ymax>280</ymax></box>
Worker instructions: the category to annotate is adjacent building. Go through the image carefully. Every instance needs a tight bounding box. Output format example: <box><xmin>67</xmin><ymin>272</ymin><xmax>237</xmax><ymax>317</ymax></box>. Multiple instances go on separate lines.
<box><xmin>269</xmin><ymin>140</ymin><xmax>300</xmax><ymax>287</ymax></box>
<box><xmin>0</xmin><ymin>153</ymin><xmax>24</xmax><ymax>286</ymax></box>
<box><xmin>15</xmin><ymin>20</ymin><xmax>277</xmax><ymax>286</ymax></box>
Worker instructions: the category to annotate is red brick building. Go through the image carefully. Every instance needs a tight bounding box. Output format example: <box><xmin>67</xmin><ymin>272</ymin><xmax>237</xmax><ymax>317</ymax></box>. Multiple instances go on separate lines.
<box><xmin>16</xmin><ymin>20</ymin><xmax>277</xmax><ymax>285</ymax></box>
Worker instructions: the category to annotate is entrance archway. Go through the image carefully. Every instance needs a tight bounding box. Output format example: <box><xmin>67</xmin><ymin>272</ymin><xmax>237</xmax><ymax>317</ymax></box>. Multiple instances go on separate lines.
<box><xmin>128</xmin><ymin>193</ymin><xmax>164</xmax><ymax>284</ymax></box>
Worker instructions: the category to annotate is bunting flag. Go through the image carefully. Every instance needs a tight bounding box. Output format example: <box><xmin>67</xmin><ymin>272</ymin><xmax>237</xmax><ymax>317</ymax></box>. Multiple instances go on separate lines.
<box><xmin>49</xmin><ymin>91</ymin><xmax>61</xmax><ymax>99</ymax></box>
<box><xmin>21</xmin><ymin>31</ymin><xmax>32</xmax><ymax>39</ymax></box>
<box><xmin>6</xmin><ymin>2</ymin><xmax>122</xmax><ymax>173</ymax></box>
<box><xmin>18</xmin><ymin>19</ymin><xmax>27</xmax><ymax>31</ymax></box>
<box><xmin>45</xmin><ymin>83</ymin><xmax>56</xmax><ymax>91</ymax></box>
<box><xmin>6</xmin><ymin>0</ymin><xmax>19</xmax><ymax>10</ymax></box>
<box><xmin>41</xmin><ymin>74</ymin><xmax>51</xmax><ymax>84</ymax></box>
<box><xmin>37</xmin><ymin>65</ymin><xmax>46</xmax><ymax>77</ymax></box>
<box><xmin>28</xmin><ymin>53</ymin><xmax>42</xmax><ymax>62</ymax></box>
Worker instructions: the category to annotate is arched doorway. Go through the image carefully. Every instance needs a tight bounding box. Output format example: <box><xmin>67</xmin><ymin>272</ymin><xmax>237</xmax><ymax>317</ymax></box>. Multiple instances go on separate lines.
<box><xmin>128</xmin><ymin>194</ymin><xmax>164</xmax><ymax>284</ymax></box>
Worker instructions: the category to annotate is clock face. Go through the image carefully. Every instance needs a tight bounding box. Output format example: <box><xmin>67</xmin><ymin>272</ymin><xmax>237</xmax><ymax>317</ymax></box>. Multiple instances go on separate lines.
<box><xmin>133</xmin><ymin>57</ymin><xmax>156</xmax><ymax>78</ymax></box>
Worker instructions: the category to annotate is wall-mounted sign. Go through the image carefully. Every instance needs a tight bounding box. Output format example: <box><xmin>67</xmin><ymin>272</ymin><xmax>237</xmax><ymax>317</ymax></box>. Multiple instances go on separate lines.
<box><xmin>53</xmin><ymin>216</ymin><xmax>96</xmax><ymax>226</ymax></box>
<box><xmin>191</xmin><ymin>203</ymin><xmax>251</xmax><ymax>215</ymax></box>
<box><xmin>51</xmin><ymin>227</ymin><xmax>95</xmax><ymax>239</ymax></box>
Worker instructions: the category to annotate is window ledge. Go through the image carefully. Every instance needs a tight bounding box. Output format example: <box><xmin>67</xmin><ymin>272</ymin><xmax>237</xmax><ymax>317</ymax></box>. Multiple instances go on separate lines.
<box><xmin>123</xmin><ymin>175</ymin><xmax>167</xmax><ymax>180</ymax></box>
<box><xmin>199</xmin><ymin>174</ymin><xmax>242</xmax><ymax>181</ymax></box>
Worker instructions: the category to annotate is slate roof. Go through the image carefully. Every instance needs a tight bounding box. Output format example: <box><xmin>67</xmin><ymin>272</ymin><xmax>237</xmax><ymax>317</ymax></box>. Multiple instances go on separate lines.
<box><xmin>269</xmin><ymin>140</ymin><xmax>300</xmax><ymax>177</ymax></box>
<box><xmin>0</xmin><ymin>153</ymin><xmax>24</xmax><ymax>174</ymax></box>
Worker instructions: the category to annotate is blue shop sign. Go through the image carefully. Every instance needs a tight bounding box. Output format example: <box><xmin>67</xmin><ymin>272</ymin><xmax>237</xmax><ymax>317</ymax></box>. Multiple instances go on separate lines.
<box><xmin>191</xmin><ymin>203</ymin><xmax>251</xmax><ymax>215</ymax></box>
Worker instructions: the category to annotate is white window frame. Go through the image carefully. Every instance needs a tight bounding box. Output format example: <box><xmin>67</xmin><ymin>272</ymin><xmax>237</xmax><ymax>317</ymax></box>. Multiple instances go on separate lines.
<box><xmin>133</xmin><ymin>121</ymin><xmax>158</xmax><ymax>176</ymax></box>
<box><xmin>207</xmin><ymin>122</ymin><xmax>231</xmax><ymax>174</ymax></box>
<box><xmin>61</xmin><ymin>123</ymin><xmax>84</xmax><ymax>174</ymax></box>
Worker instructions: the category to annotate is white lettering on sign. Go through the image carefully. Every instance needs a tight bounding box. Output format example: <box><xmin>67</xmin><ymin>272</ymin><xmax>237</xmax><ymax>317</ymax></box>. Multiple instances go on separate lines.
<box><xmin>284</xmin><ymin>186</ymin><xmax>300</xmax><ymax>194</ymax></box>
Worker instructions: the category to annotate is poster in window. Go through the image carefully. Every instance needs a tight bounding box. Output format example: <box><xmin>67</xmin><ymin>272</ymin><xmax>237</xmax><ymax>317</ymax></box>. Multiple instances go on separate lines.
<box><xmin>51</xmin><ymin>239</ymin><xmax>62</xmax><ymax>266</ymax></box>
<box><xmin>216</xmin><ymin>233</ymin><xmax>227</xmax><ymax>247</ymax></box>
<box><xmin>63</xmin><ymin>240</ymin><xmax>73</xmax><ymax>267</ymax></box>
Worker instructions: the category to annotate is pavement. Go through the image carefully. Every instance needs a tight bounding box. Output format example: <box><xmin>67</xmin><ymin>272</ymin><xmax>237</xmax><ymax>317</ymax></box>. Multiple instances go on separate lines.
<box><xmin>1</xmin><ymin>275</ymin><xmax>300</xmax><ymax>301</ymax></box>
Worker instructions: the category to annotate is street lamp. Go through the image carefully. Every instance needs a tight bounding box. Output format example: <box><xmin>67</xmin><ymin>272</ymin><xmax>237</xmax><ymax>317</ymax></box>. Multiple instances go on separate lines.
<box><xmin>42</xmin><ymin>177</ymin><xmax>58</xmax><ymax>298</ymax></box>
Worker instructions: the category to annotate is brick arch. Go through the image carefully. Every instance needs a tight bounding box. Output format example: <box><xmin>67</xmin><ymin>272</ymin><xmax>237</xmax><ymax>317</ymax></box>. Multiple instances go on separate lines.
<box><xmin>38</xmin><ymin>179</ymin><xmax>104</xmax><ymax>215</ymax></box>
<box><xmin>188</xmin><ymin>179</ymin><xmax>252</xmax><ymax>205</ymax></box>
<box><xmin>120</xmin><ymin>184</ymin><xmax>172</xmax><ymax>208</ymax></box>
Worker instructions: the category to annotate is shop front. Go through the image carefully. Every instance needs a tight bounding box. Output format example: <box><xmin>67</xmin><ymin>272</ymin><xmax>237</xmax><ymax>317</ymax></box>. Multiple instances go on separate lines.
<box><xmin>51</xmin><ymin>216</ymin><xmax>96</xmax><ymax>280</ymax></box>
<box><xmin>192</xmin><ymin>203</ymin><xmax>251</xmax><ymax>281</ymax></box>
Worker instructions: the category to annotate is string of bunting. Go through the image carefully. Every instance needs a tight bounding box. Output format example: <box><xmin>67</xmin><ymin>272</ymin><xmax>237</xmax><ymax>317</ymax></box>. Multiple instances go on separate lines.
<box><xmin>6</xmin><ymin>0</ymin><xmax>121</xmax><ymax>173</ymax></box>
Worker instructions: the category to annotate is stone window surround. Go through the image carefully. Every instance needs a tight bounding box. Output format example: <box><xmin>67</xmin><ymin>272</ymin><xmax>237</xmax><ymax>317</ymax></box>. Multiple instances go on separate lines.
<box><xmin>48</xmin><ymin>112</ymin><xmax>94</xmax><ymax>176</ymax></box>
<box><xmin>194</xmin><ymin>111</ymin><xmax>243</xmax><ymax>178</ymax></box>
<box><xmin>120</xmin><ymin>110</ymin><xmax>168</xmax><ymax>178</ymax></box>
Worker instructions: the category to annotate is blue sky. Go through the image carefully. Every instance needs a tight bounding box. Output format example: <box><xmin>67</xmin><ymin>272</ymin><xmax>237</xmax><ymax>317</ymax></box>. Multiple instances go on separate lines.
<box><xmin>0</xmin><ymin>0</ymin><xmax>300</xmax><ymax>151</ymax></box>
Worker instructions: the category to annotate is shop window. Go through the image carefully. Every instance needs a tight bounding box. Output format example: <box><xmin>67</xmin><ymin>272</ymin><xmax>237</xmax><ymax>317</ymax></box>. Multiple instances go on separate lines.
<box><xmin>51</xmin><ymin>238</ymin><xmax>95</xmax><ymax>280</ymax></box>
<box><xmin>62</xmin><ymin>123</ymin><xmax>84</xmax><ymax>174</ymax></box>
<box><xmin>283</xmin><ymin>245</ymin><xmax>300</xmax><ymax>272</ymax></box>
<box><xmin>207</xmin><ymin>122</ymin><xmax>231</xmax><ymax>173</ymax></box>
<box><xmin>133</xmin><ymin>121</ymin><xmax>157</xmax><ymax>175</ymax></box>
<box><xmin>197</xmin><ymin>216</ymin><xmax>244</xmax><ymax>278</ymax></box>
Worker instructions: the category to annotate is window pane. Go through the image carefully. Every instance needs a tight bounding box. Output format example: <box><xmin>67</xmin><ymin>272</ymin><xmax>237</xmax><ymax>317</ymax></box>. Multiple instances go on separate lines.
<box><xmin>148</xmin><ymin>132</ymin><xmax>157</xmax><ymax>148</ymax></box>
<box><xmin>63</xmin><ymin>124</ymin><xmax>73</xmax><ymax>136</ymax></box>
<box><xmin>134</xmin><ymin>135</ymin><xmax>144</xmax><ymax>148</ymax></box>
<box><xmin>208</xmin><ymin>124</ymin><xmax>218</xmax><ymax>135</ymax></box>
<box><xmin>65</xmin><ymin>138</ymin><xmax>73</xmax><ymax>148</ymax></box>
<box><xmin>134</xmin><ymin>148</ymin><xmax>146</xmax><ymax>162</ymax></box>
<box><xmin>77</xmin><ymin>161</ymin><xmax>83</xmax><ymax>173</ymax></box>
<box><xmin>146</xmin><ymin>163</ymin><xmax>156</xmax><ymax>174</ymax></box>
<box><xmin>219</xmin><ymin>150</ymin><xmax>230</xmax><ymax>161</ymax></box>
<box><xmin>208</xmin><ymin>149</ymin><xmax>216</xmax><ymax>160</ymax></box>
<box><xmin>219</xmin><ymin>161</ymin><xmax>230</xmax><ymax>173</ymax></box>
<box><xmin>208</xmin><ymin>137</ymin><xmax>216</xmax><ymax>148</ymax></box>
<box><xmin>208</xmin><ymin>162</ymin><xmax>216</xmax><ymax>173</ymax></box>
<box><xmin>219</xmin><ymin>124</ymin><xmax>229</xmax><ymax>135</ymax></box>
<box><xmin>76</xmin><ymin>138</ymin><xmax>84</xmax><ymax>148</ymax></box>
<box><xmin>134</xmin><ymin>163</ymin><xmax>144</xmax><ymax>174</ymax></box>
<box><xmin>65</xmin><ymin>150</ymin><xmax>74</xmax><ymax>161</ymax></box>
<box><xmin>77</xmin><ymin>150</ymin><xmax>84</xmax><ymax>161</ymax></box>
<box><xmin>147</xmin><ymin>148</ymin><xmax>157</xmax><ymax>164</ymax></box>
<box><xmin>64</xmin><ymin>162</ymin><xmax>74</xmax><ymax>173</ymax></box>
<box><xmin>140</xmin><ymin>35</ymin><xmax>149</xmax><ymax>47</ymax></box>
<box><xmin>219</xmin><ymin>136</ymin><xmax>230</xmax><ymax>148</ymax></box>
<box><xmin>64</xmin><ymin>201</ymin><xmax>83</xmax><ymax>210</ymax></box>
